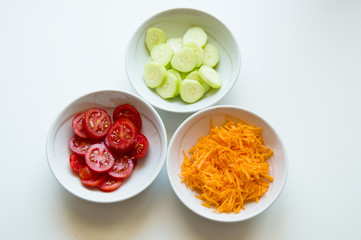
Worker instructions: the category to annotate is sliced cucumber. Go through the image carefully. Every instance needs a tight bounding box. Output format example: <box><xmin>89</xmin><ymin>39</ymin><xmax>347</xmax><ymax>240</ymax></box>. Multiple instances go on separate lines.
<box><xmin>168</xmin><ymin>69</ymin><xmax>182</xmax><ymax>96</ymax></box>
<box><xmin>150</xmin><ymin>43</ymin><xmax>174</xmax><ymax>66</ymax></box>
<box><xmin>143</xmin><ymin>61</ymin><xmax>167</xmax><ymax>88</ymax></box>
<box><xmin>186</xmin><ymin>70</ymin><xmax>210</xmax><ymax>92</ymax></box>
<box><xmin>155</xmin><ymin>71</ymin><xmax>180</xmax><ymax>99</ymax></box>
<box><xmin>203</xmin><ymin>43</ymin><xmax>219</xmax><ymax>67</ymax></box>
<box><xmin>198</xmin><ymin>66</ymin><xmax>222</xmax><ymax>89</ymax></box>
<box><xmin>183</xmin><ymin>42</ymin><xmax>204</xmax><ymax>67</ymax></box>
<box><xmin>167</xmin><ymin>38</ymin><xmax>183</xmax><ymax>52</ymax></box>
<box><xmin>180</xmin><ymin>79</ymin><xmax>205</xmax><ymax>103</ymax></box>
<box><xmin>183</xmin><ymin>26</ymin><xmax>207</xmax><ymax>48</ymax></box>
<box><xmin>170</xmin><ymin>47</ymin><xmax>197</xmax><ymax>73</ymax></box>
<box><xmin>145</xmin><ymin>27</ymin><xmax>167</xmax><ymax>51</ymax></box>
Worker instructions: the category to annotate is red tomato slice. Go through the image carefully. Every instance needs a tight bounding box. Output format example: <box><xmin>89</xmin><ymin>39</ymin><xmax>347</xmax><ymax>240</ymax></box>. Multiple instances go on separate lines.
<box><xmin>108</xmin><ymin>155</ymin><xmax>134</xmax><ymax>179</ymax></box>
<box><xmin>129</xmin><ymin>133</ymin><xmax>149</xmax><ymax>160</ymax></box>
<box><xmin>83</xmin><ymin>108</ymin><xmax>112</xmax><ymax>139</ymax></box>
<box><xmin>69</xmin><ymin>135</ymin><xmax>93</xmax><ymax>156</ymax></box>
<box><xmin>79</xmin><ymin>166</ymin><xmax>107</xmax><ymax>187</ymax></box>
<box><xmin>85</xmin><ymin>143</ymin><xmax>115</xmax><ymax>173</ymax></box>
<box><xmin>98</xmin><ymin>176</ymin><xmax>123</xmax><ymax>192</ymax></box>
<box><xmin>106</xmin><ymin>118</ymin><xmax>137</xmax><ymax>151</ymax></box>
<box><xmin>72</xmin><ymin>113</ymin><xmax>89</xmax><ymax>138</ymax></box>
<box><xmin>113</xmin><ymin>104</ymin><xmax>142</xmax><ymax>131</ymax></box>
<box><xmin>69</xmin><ymin>153</ymin><xmax>86</xmax><ymax>173</ymax></box>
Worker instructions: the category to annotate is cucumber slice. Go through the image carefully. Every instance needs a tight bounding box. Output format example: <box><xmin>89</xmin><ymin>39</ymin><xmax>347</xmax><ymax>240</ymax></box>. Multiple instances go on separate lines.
<box><xmin>155</xmin><ymin>71</ymin><xmax>180</xmax><ymax>99</ymax></box>
<box><xmin>143</xmin><ymin>61</ymin><xmax>167</xmax><ymax>88</ymax></box>
<box><xmin>183</xmin><ymin>42</ymin><xmax>204</xmax><ymax>67</ymax></box>
<box><xmin>150</xmin><ymin>43</ymin><xmax>174</xmax><ymax>66</ymax></box>
<box><xmin>183</xmin><ymin>26</ymin><xmax>207</xmax><ymax>48</ymax></box>
<box><xmin>203</xmin><ymin>43</ymin><xmax>220</xmax><ymax>67</ymax></box>
<box><xmin>180</xmin><ymin>79</ymin><xmax>205</xmax><ymax>103</ymax></box>
<box><xmin>145</xmin><ymin>27</ymin><xmax>167</xmax><ymax>51</ymax></box>
<box><xmin>198</xmin><ymin>66</ymin><xmax>222</xmax><ymax>89</ymax></box>
<box><xmin>170</xmin><ymin>47</ymin><xmax>197</xmax><ymax>72</ymax></box>
<box><xmin>167</xmin><ymin>38</ymin><xmax>183</xmax><ymax>52</ymax></box>
<box><xmin>168</xmin><ymin>69</ymin><xmax>182</xmax><ymax>96</ymax></box>
<box><xmin>186</xmin><ymin>70</ymin><xmax>210</xmax><ymax>92</ymax></box>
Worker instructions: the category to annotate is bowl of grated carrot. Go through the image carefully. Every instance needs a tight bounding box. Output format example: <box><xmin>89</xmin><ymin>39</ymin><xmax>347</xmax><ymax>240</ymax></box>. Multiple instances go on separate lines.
<box><xmin>166</xmin><ymin>105</ymin><xmax>287</xmax><ymax>222</ymax></box>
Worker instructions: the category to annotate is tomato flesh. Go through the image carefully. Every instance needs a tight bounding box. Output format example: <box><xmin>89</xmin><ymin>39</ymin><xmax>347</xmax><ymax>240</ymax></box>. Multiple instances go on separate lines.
<box><xmin>72</xmin><ymin>113</ymin><xmax>89</xmax><ymax>138</ymax></box>
<box><xmin>108</xmin><ymin>155</ymin><xmax>134</xmax><ymax>179</ymax></box>
<box><xmin>98</xmin><ymin>176</ymin><xmax>123</xmax><ymax>192</ymax></box>
<box><xmin>85</xmin><ymin>143</ymin><xmax>115</xmax><ymax>173</ymax></box>
<box><xmin>69</xmin><ymin>135</ymin><xmax>93</xmax><ymax>156</ymax></box>
<box><xmin>79</xmin><ymin>166</ymin><xmax>107</xmax><ymax>187</ymax></box>
<box><xmin>129</xmin><ymin>133</ymin><xmax>149</xmax><ymax>160</ymax></box>
<box><xmin>113</xmin><ymin>104</ymin><xmax>142</xmax><ymax>131</ymax></box>
<box><xmin>106</xmin><ymin>118</ymin><xmax>137</xmax><ymax>151</ymax></box>
<box><xmin>69</xmin><ymin>153</ymin><xmax>86</xmax><ymax>173</ymax></box>
<box><xmin>83</xmin><ymin>108</ymin><xmax>112</xmax><ymax>139</ymax></box>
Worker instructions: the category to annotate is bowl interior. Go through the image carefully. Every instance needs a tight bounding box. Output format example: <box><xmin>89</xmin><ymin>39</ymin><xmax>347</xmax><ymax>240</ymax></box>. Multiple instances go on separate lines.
<box><xmin>167</xmin><ymin>106</ymin><xmax>287</xmax><ymax>222</ymax></box>
<box><xmin>47</xmin><ymin>90</ymin><xmax>167</xmax><ymax>203</ymax></box>
<box><xmin>126</xmin><ymin>8</ymin><xmax>241</xmax><ymax>113</ymax></box>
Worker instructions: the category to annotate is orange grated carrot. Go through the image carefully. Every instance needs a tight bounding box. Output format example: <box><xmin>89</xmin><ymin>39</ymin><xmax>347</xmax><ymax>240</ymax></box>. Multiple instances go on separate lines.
<box><xmin>180</xmin><ymin>117</ymin><xmax>274</xmax><ymax>214</ymax></box>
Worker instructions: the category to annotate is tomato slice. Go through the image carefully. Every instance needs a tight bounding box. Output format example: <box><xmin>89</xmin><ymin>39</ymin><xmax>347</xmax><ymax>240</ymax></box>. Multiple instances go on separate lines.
<box><xmin>72</xmin><ymin>113</ymin><xmax>89</xmax><ymax>138</ymax></box>
<box><xmin>83</xmin><ymin>108</ymin><xmax>112</xmax><ymax>139</ymax></box>
<box><xmin>108</xmin><ymin>155</ymin><xmax>134</xmax><ymax>179</ymax></box>
<box><xmin>69</xmin><ymin>135</ymin><xmax>93</xmax><ymax>156</ymax></box>
<box><xmin>129</xmin><ymin>133</ymin><xmax>149</xmax><ymax>160</ymax></box>
<box><xmin>113</xmin><ymin>104</ymin><xmax>142</xmax><ymax>131</ymax></box>
<box><xmin>106</xmin><ymin>118</ymin><xmax>137</xmax><ymax>151</ymax></box>
<box><xmin>85</xmin><ymin>143</ymin><xmax>115</xmax><ymax>173</ymax></box>
<box><xmin>69</xmin><ymin>153</ymin><xmax>86</xmax><ymax>173</ymax></box>
<box><xmin>79</xmin><ymin>166</ymin><xmax>107</xmax><ymax>187</ymax></box>
<box><xmin>98</xmin><ymin>176</ymin><xmax>123</xmax><ymax>192</ymax></box>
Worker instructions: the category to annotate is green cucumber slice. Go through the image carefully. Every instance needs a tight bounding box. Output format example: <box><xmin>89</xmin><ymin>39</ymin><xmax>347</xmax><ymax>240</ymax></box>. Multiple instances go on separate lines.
<box><xmin>143</xmin><ymin>61</ymin><xmax>167</xmax><ymax>88</ymax></box>
<box><xmin>167</xmin><ymin>38</ymin><xmax>183</xmax><ymax>52</ymax></box>
<box><xmin>150</xmin><ymin>43</ymin><xmax>174</xmax><ymax>66</ymax></box>
<box><xmin>186</xmin><ymin>70</ymin><xmax>210</xmax><ymax>92</ymax></box>
<box><xmin>155</xmin><ymin>71</ymin><xmax>180</xmax><ymax>99</ymax></box>
<box><xmin>198</xmin><ymin>66</ymin><xmax>222</xmax><ymax>89</ymax></box>
<box><xmin>170</xmin><ymin>47</ymin><xmax>197</xmax><ymax>72</ymax></box>
<box><xmin>203</xmin><ymin>43</ymin><xmax>219</xmax><ymax>67</ymax></box>
<box><xmin>145</xmin><ymin>27</ymin><xmax>167</xmax><ymax>51</ymax></box>
<box><xmin>183</xmin><ymin>26</ymin><xmax>207</xmax><ymax>48</ymax></box>
<box><xmin>168</xmin><ymin>69</ymin><xmax>182</xmax><ymax>96</ymax></box>
<box><xmin>180</xmin><ymin>79</ymin><xmax>205</xmax><ymax>103</ymax></box>
<box><xmin>183</xmin><ymin>42</ymin><xmax>204</xmax><ymax>67</ymax></box>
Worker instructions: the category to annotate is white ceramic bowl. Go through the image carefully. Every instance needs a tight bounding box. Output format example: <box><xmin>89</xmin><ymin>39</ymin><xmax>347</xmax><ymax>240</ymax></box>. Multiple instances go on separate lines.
<box><xmin>126</xmin><ymin>8</ymin><xmax>241</xmax><ymax>113</ymax></box>
<box><xmin>167</xmin><ymin>105</ymin><xmax>287</xmax><ymax>222</ymax></box>
<box><xmin>46</xmin><ymin>90</ymin><xmax>167</xmax><ymax>203</ymax></box>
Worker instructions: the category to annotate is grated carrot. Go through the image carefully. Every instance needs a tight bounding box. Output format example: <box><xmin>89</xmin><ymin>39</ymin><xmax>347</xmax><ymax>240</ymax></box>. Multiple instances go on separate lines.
<box><xmin>180</xmin><ymin>117</ymin><xmax>274</xmax><ymax>214</ymax></box>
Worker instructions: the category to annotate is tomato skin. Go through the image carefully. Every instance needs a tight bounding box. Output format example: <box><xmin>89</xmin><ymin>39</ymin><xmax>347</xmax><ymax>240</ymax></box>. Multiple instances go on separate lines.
<box><xmin>113</xmin><ymin>104</ymin><xmax>142</xmax><ymax>131</ymax></box>
<box><xmin>72</xmin><ymin>113</ymin><xmax>89</xmax><ymax>138</ymax></box>
<box><xmin>79</xmin><ymin>166</ymin><xmax>107</xmax><ymax>187</ymax></box>
<box><xmin>69</xmin><ymin>153</ymin><xmax>86</xmax><ymax>173</ymax></box>
<box><xmin>106</xmin><ymin>118</ymin><xmax>137</xmax><ymax>151</ymax></box>
<box><xmin>98</xmin><ymin>176</ymin><xmax>123</xmax><ymax>192</ymax></box>
<box><xmin>129</xmin><ymin>133</ymin><xmax>149</xmax><ymax>160</ymax></box>
<box><xmin>83</xmin><ymin>108</ymin><xmax>112</xmax><ymax>139</ymax></box>
<box><xmin>69</xmin><ymin>135</ymin><xmax>93</xmax><ymax>156</ymax></box>
<box><xmin>108</xmin><ymin>155</ymin><xmax>134</xmax><ymax>179</ymax></box>
<box><xmin>85</xmin><ymin>143</ymin><xmax>115</xmax><ymax>173</ymax></box>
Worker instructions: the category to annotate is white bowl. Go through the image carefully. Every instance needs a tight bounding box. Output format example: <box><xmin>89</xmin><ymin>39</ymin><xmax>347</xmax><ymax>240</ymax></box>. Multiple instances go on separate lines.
<box><xmin>46</xmin><ymin>90</ymin><xmax>167</xmax><ymax>203</ymax></box>
<box><xmin>125</xmin><ymin>8</ymin><xmax>241</xmax><ymax>113</ymax></box>
<box><xmin>167</xmin><ymin>105</ymin><xmax>287</xmax><ymax>222</ymax></box>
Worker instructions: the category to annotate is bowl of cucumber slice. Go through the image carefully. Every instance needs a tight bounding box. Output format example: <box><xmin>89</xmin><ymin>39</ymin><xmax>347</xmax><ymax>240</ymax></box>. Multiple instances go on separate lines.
<box><xmin>126</xmin><ymin>8</ymin><xmax>241</xmax><ymax>113</ymax></box>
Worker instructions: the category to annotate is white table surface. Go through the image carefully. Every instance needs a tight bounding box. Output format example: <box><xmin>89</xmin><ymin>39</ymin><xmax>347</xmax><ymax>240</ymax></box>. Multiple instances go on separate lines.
<box><xmin>1</xmin><ymin>0</ymin><xmax>361</xmax><ymax>239</ymax></box>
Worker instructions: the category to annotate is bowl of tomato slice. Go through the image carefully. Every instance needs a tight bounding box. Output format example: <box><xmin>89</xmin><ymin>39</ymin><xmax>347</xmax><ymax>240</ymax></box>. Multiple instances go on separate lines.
<box><xmin>46</xmin><ymin>90</ymin><xmax>167</xmax><ymax>203</ymax></box>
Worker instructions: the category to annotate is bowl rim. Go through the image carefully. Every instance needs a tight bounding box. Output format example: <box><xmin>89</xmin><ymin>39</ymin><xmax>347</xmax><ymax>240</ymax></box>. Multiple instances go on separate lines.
<box><xmin>166</xmin><ymin>104</ymin><xmax>288</xmax><ymax>222</ymax></box>
<box><xmin>125</xmin><ymin>7</ymin><xmax>242</xmax><ymax>113</ymax></box>
<box><xmin>46</xmin><ymin>89</ymin><xmax>168</xmax><ymax>203</ymax></box>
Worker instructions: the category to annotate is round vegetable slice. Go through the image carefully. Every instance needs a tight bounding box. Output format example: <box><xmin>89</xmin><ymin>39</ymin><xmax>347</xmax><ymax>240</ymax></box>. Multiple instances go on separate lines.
<box><xmin>108</xmin><ymin>155</ymin><xmax>134</xmax><ymax>179</ymax></box>
<box><xmin>198</xmin><ymin>65</ymin><xmax>222</xmax><ymax>89</ymax></box>
<box><xmin>79</xmin><ymin>166</ymin><xmax>107</xmax><ymax>187</ymax></box>
<box><xmin>202</xmin><ymin>43</ymin><xmax>219</xmax><ymax>67</ymax></box>
<box><xmin>98</xmin><ymin>176</ymin><xmax>123</xmax><ymax>192</ymax></box>
<box><xmin>72</xmin><ymin>113</ymin><xmax>89</xmax><ymax>138</ymax></box>
<box><xmin>183</xmin><ymin>26</ymin><xmax>208</xmax><ymax>48</ymax></box>
<box><xmin>145</xmin><ymin>27</ymin><xmax>167</xmax><ymax>51</ymax></box>
<box><xmin>83</xmin><ymin>108</ymin><xmax>112</xmax><ymax>139</ymax></box>
<box><xmin>69</xmin><ymin>153</ymin><xmax>86</xmax><ymax>173</ymax></box>
<box><xmin>150</xmin><ymin>43</ymin><xmax>174</xmax><ymax>66</ymax></box>
<box><xmin>183</xmin><ymin>42</ymin><xmax>204</xmax><ymax>67</ymax></box>
<box><xmin>186</xmin><ymin>70</ymin><xmax>210</xmax><ymax>92</ymax></box>
<box><xmin>85</xmin><ymin>143</ymin><xmax>115</xmax><ymax>173</ymax></box>
<box><xmin>180</xmin><ymin>79</ymin><xmax>205</xmax><ymax>103</ymax></box>
<box><xmin>155</xmin><ymin>71</ymin><xmax>180</xmax><ymax>99</ymax></box>
<box><xmin>144</xmin><ymin>61</ymin><xmax>167</xmax><ymax>88</ymax></box>
<box><xmin>170</xmin><ymin>47</ymin><xmax>197</xmax><ymax>72</ymax></box>
<box><xmin>113</xmin><ymin>104</ymin><xmax>142</xmax><ymax>131</ymax></box>
<box><xmin>69</xmin><ymin>135</ymin><xmax>93</xmax><ymax>156</ymax></box>
<box><xmin>167</xmin><ymin>37</ymin><xmax>183</xmax><ymax>52</ymax></box>
<box><xmin>129</xmin><ymin>133</ymin><xmax>149</xmax><ymax>160</ymax></box>
<box><xmin>106</xmin><ymin>118</ymin><xmax>137</xmax><ymax>151</ymax></box>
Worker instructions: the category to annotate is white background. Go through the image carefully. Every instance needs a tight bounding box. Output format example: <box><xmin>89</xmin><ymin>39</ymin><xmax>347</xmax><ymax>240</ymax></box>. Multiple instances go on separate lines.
<box><xmin>1</xmin><ymin>0</ymin><xmax>361</xmax><ymax>239</ymax></box>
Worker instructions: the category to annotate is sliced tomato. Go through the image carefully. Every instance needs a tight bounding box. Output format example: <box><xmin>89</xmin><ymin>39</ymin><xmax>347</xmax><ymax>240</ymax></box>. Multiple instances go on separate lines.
<box><xmin>108</xmin><ymin>155</ymin><xmax>134</xmax><ymax>179</ymax></box>
<box><xmin>79</xmin><ymin>166</ymin><xmax>107</xmax><ymax>187</ymax></box>
<box><xmin>69</xmin><ymin>153</ymin><xmax>86</xmax><ymax>173</ymax></box>
<box><xmin>98</xmin><ymin>176</ymin><xmax>123</xmax><ymax>192</ymax></box>
<box><xmin>72</xmin><ymin>113</ymin><xmax>89</xmax><ymax>138</ymax></box>
<box><xmin>69</xmin><ymin>135</ymin><xmax>93</xmax><ymax>156</ymax></box>
<box><xmin>85</xmin><ymin>143</ymin><xmax>115</xmax><ymax>173</ymax></box>
<box><xmin>106</xmin><ymin>118</ymin><xmax>137</xmax><ymax>151</ymax></box>
<box><xmin>129</xmin><ymin>133</ymin><xmax>149</xmax><ymax>160</ymax></box>
<box><xmin>113</xmin><ymin>104</ymin><xmax>142</xmax><ymax>131</ymax></box>
<box><xmin>83</xmin><ymin>108</ymin><xmax>112</xmax><ymax>139</ymax></box>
